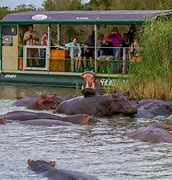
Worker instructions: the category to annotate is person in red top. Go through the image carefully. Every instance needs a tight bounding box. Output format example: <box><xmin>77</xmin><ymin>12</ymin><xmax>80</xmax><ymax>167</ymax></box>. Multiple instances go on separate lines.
<box><xmin>110</xmin><ymin>27</ymin><xmax>122</xmax><ymax>60</ymax></box>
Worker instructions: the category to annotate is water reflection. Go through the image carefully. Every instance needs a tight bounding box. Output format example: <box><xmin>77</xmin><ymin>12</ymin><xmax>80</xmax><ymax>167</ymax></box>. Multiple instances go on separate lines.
<box><xmin>0</xmin><ymin>84</ymin><xmax>172</xmax><ymax>180</ymax></box>
<box><xmin>0</xmin><ymin>84</ymin><xmax>80</xmax><ymax>100</ymax></box>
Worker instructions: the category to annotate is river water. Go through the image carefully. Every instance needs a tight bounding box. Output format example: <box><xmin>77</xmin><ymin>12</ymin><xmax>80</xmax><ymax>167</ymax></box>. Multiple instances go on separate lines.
<box><xmin>0</xmin><ymin>84</ymin><xmax>172</xmax><ymax>180</ymax></box>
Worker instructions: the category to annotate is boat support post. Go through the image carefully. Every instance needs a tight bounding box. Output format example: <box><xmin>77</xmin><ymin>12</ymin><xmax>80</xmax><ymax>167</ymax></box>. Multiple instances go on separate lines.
<box><xmin>57</xmin><ymin>24</ymin><xmax>61</xmax><ymax>45</ymax></box>
<box><xmin>47</xmin><ymin>24</ymin><xmax>51</xmax><ymax>70</ymax></box>
<box><xmin>0</xmin><ymin>24</ymin><xmax>2</xmax><ymax>72</ymax></box>
<box><xmin>94</xmin><ymin>24</ymin><xmax>97</xmax><ymax>73</ymax></box>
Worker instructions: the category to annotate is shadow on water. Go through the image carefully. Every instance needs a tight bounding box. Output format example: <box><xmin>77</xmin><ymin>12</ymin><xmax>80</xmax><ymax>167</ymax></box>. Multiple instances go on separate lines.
<box><xmin>0</xmin><ymin>84</ymin><xmax>172</xmax><ymax>180</ymax></box>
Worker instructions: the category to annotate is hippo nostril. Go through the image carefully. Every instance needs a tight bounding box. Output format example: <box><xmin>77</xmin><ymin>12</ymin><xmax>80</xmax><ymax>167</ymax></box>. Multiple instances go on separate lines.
<box><xmin>165</xmin><ymin>105</ymin><xmax>170</xmax><ymax>109</ymax></box>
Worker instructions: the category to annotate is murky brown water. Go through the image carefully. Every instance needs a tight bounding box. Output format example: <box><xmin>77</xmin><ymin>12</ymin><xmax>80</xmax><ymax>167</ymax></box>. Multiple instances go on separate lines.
<box><xmin>0</xmin><ymin>84</ymin><xmax>172</xmax><ymax>180</ymax></box>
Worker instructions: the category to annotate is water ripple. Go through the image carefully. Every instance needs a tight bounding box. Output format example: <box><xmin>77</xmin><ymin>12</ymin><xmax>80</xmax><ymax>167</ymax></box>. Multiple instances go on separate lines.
<box><xmin>0</xmin><ymin>92</ymin><xmax>172</xmax><ymax>179</ymax></box>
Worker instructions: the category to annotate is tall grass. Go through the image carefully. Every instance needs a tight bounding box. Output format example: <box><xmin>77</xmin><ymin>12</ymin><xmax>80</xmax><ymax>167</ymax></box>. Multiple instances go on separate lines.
<box><xmin>115</xmin><ymin>19</ymin><xmax>172</xmax><ymax>100</ymax></box>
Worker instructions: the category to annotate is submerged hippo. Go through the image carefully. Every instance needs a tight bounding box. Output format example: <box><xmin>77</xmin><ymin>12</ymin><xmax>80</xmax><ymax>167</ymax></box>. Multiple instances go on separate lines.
<box><xmin>127</xmin><ymin>123</ymin><xmax>172</xmax><ymax>143</ymax></box>
<box><xmin>27</xmin><ymin>159</ymin><xmax>98</xmax><ymax>180</ymax></box>
<box><xmin>133</xmin><ymin>99</ymin><xmax>172</xmax><ymax>119</ymax></box>
<box><xmin>1</xmin><ymin>111</ymin><xmax>98</xmax><ymax>125</ymax></box>
<box><xmin>14</xmin><ymin>93</ymin><xmax>63</xmax><ymax>110</ymax></box>
<box><xmin>54</xmin><ymin>93</ymin><xmax>137</xmax><ymax>117</ymax></box>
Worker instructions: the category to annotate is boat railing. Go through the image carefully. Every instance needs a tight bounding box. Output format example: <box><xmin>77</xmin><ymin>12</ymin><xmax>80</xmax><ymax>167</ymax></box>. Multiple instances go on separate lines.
<box><xmin>80</xmin><ymin>46</ymin><xmax>131</xmax><ymax>74</ymax></box>
<box><xmin>19</xmin><ymin>44</ymin><xmax>139</xmax><ymax>74</ymax></box>
<box><xmin>22</xmin><ymin>45</ymin><xmax>49</xmax><ymax>71</ymax></box>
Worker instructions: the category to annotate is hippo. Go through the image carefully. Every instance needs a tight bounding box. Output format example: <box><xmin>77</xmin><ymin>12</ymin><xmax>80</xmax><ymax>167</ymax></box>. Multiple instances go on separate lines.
<box><xmin>127</xmin><ymin>123</ymin><xmax>172</xmax><ymax>143</ymax></box>
<box><xmin>54</xmin><ymin>93</ymin><xmax>137</xmax><ymax>117</ymax></box>
<box><xmin>1</xmin><ymin>111</ymin><xmax>98</xmax><ymax>125</ymax></box>
<box><xmin>27</xmin><ymin>159</ymin><xmax>98</xmax><ymax>180</ymax></box>
<box><xmin>133</xmin><ymin>99</ymin><xmax>172</xmax><ymax>119</ymax></box>
<box><xmin>81</xmin><ymin>71</ymin><xmax>103</xmax><ymax>96</ymax></box>
<box><xmin>13</xmin><ymin>93</ymin><xmax>63</xmax><ymax>110</ymax></box>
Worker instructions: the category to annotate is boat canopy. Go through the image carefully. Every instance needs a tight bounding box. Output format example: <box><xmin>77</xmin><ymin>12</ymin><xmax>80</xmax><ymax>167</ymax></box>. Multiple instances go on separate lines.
<box><xmin>1</xmin><ymin>10</ymin><xmax>172</xmax><ymax>25</ymax></box>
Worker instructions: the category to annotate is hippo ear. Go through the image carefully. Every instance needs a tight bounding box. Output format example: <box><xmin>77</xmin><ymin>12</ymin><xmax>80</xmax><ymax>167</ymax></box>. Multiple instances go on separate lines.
<box><xmin>50</xmin><ymin>160</ymin><xmax>56</xmax><ymax>167</ymax></box>
<box><xmin>46</xmin><ymin>95</ymin><xmax>53</xmax><ymax>101</ymax></box>
<box><xmin>110</xmin><ymin>94</ymin><xmax>120</xmax><ymax>101</ymax></box>
<box><xmin>164</xmin><ymin>124</ymin><xmax>172</xmax><ymax>131</ymax></box>
<box><xmin>27</xmin><ymin>159</ymin><xmax>33</xmax><ymax>166</ymax></box>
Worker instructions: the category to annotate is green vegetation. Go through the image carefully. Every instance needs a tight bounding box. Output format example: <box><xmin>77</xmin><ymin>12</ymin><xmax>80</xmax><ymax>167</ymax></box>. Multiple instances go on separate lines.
<box><xmin>114</xmin><ymin>19</ymin><xmax>172</xmax><ymax>100</ymax></box>
<box><xmin>0</xmin><ymin>4</ymin><xmax>36</xmax><ymax>20</ymax></box>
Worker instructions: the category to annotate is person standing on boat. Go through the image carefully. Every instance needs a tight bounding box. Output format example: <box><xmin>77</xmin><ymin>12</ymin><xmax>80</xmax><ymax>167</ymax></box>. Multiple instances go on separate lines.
<box><xmin>81</xmin><ymin>43</ymin><xmax>94</xmax><ymax>71</ymax></box>
<box><xmin>122</xmin><ymin>32</ymin><xmax>130</xmax><ymax>60</ymax></box>
<box><xmin>126</xmin><ymin>25</ymin><xmax>137</xmax><ymax>46</ymax></box>
<box><xmin>40</xmin><ymin>33</ymin><xmax>48</xmax><ymax>59</ymax></box>
<box><xmin>85</xmin><ymin>30</ymin><xmax>95</xmax><ymax>54</ymax></box>
<box><xmin>110</xmin><ymin>27</ymin><xmax>122</xmax><ymax>60</ymax></box>
<box><xmin>65</xmin><ymin>38</ymin><xmax>82</xmax><ymax>72</ymax></box>
<box><xmin>23</xmin><ymin>24</ymin><xmax>39</xmax><ymax>66</ymax></box>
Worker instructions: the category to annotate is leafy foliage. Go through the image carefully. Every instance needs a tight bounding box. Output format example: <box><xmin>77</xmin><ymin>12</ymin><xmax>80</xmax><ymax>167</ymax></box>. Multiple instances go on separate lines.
<box><xmin>120</xmin><ymin>19</ymin><xmax>172</xmax><ymax>100</ymax></box>
<box><xmin>0</xmin><ymin>6</ymin><xmax>11</xmax><ymax>20</ymax></box>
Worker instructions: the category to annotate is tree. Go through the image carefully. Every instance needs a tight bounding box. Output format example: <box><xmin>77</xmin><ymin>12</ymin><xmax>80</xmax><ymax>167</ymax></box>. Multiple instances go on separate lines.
<box><xmin>0</xmin><ymin>6</ymin><xmax>11</xmax><ymax>20</ymax></box>
<box><xmin>43</xmin><ymin>0</ymin><xmax>82</xmax><ymax>11</ymax></box>
<box><xmin>14</xmin><ymin>4</ymin><xmax>36</xmax><ymax>12</ymax></box>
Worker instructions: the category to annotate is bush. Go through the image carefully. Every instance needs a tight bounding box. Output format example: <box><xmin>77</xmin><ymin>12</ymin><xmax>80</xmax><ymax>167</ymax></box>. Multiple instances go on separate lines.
<box><xmin>115</xmin><ymin>19</ymin><xmax>172</xmax><ymax>100</ymax></box>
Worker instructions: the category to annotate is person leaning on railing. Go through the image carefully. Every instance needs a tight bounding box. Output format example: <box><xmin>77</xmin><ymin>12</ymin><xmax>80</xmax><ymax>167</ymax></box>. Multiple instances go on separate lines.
<box><xmin>65</xmin><ymin>38</ymin><xmax>82</xmax><ymax>72</ymax></box>
<box><xmin>97</xmin><ymin>36</ymin><xmax>113</xmax><ymax>73</ymax></box>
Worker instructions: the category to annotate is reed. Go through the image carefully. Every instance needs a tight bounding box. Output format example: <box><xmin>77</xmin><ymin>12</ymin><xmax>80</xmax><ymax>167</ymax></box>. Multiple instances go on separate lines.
<box><xmin>114</xmin><ymin>19</ymin><xmax>172</xmax><ymax>100</ymax></box>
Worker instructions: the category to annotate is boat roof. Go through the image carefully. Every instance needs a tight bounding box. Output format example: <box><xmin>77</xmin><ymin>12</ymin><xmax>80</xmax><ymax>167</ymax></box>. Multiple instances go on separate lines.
<box><xmin>1</xmin><ymin>10</ymin><xmax>172</xmax><ymax>25</ymax></box>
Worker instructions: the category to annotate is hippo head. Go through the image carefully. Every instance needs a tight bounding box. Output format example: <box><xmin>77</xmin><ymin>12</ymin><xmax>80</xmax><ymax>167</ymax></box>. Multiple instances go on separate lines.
<box><xmin>81</xmin><ymin>71</ymin><xmax>97</xmax><ymax>97</ymax></box>
<box><xmin>152</xmin><ymin>123</ymin><xmax>172</xmax><ymax>131</ymax></box>
<box><xmin>163</xmin><ymin>124</ymin><xmax>172</xmax><ymax>131</ymax></box>
<box><xmin>0</xmin><ymin>116</ymin><xmax>8</xmax><ymax>124</ymax></box>
<box><xmin>80</xmin><ymin>114</ymin><xmax>98</xmax><ymax>125</ymax></box>
<box><xmin>109</xmin><ymin>93</ymin><xmax>137</xmax><ymax>115</ymax></box>
<box><xmin>36</xmin><ymin>93</ymin><xmax>63</xmax><ymax>110</ymax></box>
<box><xmin>27</xmin><ymin>159</ymin><xmax>56</xmax><ymax>173</ymax></box>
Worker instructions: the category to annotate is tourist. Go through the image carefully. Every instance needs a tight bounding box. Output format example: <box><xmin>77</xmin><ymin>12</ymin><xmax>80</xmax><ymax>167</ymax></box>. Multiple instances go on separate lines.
<box><xmin>97</xmin><ymin>36</ymin><xmax>113</xmax><ymax>73</ymax></box>
<box><xmin>85</xmin><ymin>30</ymin><xmax>95</xmax><ymax>58</ymax></box>
<box><xmin>122</xmin><ymin>33</ymin><xmax>130</xmax><ymax>60</ymax></box>
<box><xmin>81</xmin><ymin>43</ymin><xmax>94</xmax><ymax>70</ymax></box>
<box><xmin>110</xmin><ymin>27</ymin><xmax>122</xmax><ymax>60</ymax></box>
<box><xmin>65</xmin><ymin>38</ymin><xmax>82</xmax><ymax>72</ymax></box>
<box><xmin>126</xmin><ymin>25</ymin><xmax>137</xmax><ymax>46</ymax></box>
<box><xmin>23</xmin><ymin>24</ymin><xmax>39</xmax><ymax>66</ymax></box>
<box><xmin>130</xmin><ymin>40</ymin><xmax>142</xmax><ymax>62</ymax></box>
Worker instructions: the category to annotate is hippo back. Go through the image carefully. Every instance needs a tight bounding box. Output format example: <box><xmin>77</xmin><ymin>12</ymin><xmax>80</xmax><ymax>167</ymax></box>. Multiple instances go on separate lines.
<box><xmin>55</xmin><ymin>93</ymin><xmax>137</xmax><ymax>117</ymax></box>
<box><xmin>134</xmin><ymin>100</ymin><xmax>172</xmax><ymax>118</ymax></box>
<box><xmin>28</xmin><ymin>160</ymin><xmax>98</xmax><ymax>180</ymax></box>
<box><xmin>128</xmin><ymin>127</ymin><xmax>172</xmax><ymax>143</ymax></box>
<box><xmin>46</xmin><ymin>169</ymin><xmax>98</xmax><ymax>180</ymax></box>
